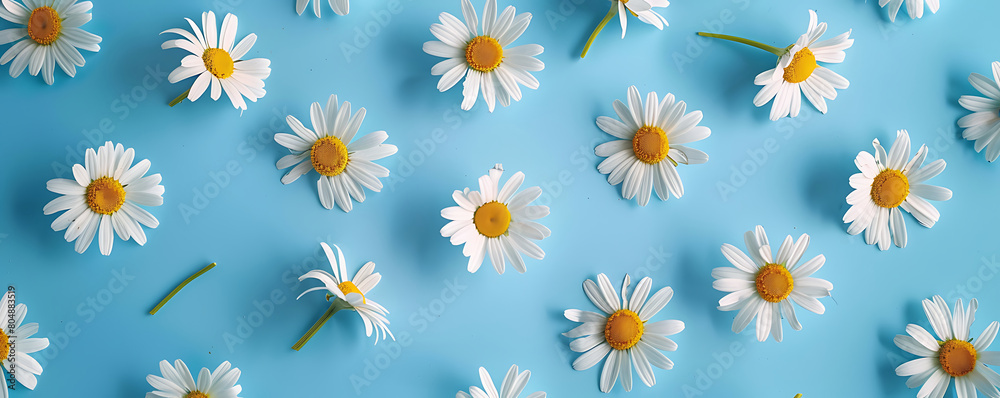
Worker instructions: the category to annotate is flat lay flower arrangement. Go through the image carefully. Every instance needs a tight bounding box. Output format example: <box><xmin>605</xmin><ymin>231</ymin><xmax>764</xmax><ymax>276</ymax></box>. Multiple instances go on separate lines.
<box><xmin>1</xmin><ymin>0</ymin><xmax>999</xmax><ymax>397</ymax></box>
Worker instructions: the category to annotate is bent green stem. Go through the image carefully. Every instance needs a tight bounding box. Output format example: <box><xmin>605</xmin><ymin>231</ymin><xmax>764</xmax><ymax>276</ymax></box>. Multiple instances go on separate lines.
<box><xmin>292</xmin><ymin>299</ymin><xmax>353</xmax><ymax>351</ymax></box>
<box><xmin>581</xmin><ymin>4</ymin><xmax>618</xmax><ymax>58</ymax></box>
<box><xmin>696</xmin><ymin>32</ymin><xmax>785</xmax><ymax>56</ymax></box>
<box><xmin>169</xmin><ymin>89</ymin><xmax>190</xmax><ymax>107</ymax></box>
<box><xmin>149</xmin><ymin>262</ymin><xmax>217</xmax><ymax>315</ymax></box>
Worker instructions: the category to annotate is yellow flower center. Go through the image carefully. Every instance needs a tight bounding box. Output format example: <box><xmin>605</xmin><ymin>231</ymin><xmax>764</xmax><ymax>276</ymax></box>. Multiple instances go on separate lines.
<box><xmin>870</xmin><ymin>169</ymin><xmax>909</xmax><ymax>208</ymax></box>
<box><xmin>755</xmin><ymin>263</ymin><xmax>794</xmax><ymax>303</ymax></box>
<box><xmin>338</xmin><ymin>281</ymin><xmax>365</xmax><ymax>303</ymax></box>
<box><xmin>310</xmin><ymin>136</ymin><xmax>349</xmax><ymax>176</ymax></box>
<box><xmin>27</xmin><ymin>6</ymin><xmax>60</xmax><ymax>45</ymax></box>
<box><xmin>465</xmin><ymin>36</ymin><xmax>503</xmax><ymax>72</ymax></box>
<box><xmin>185</xmin><ymin>391</ymin><xmax>209</xmax><ymax>398</ymax></box>
<box><xmin>202</xmin><ymin>48</ymin><xmax>234</xmax><ymax>79</ymax></box>
<box><xmin>86</xmin><ymin>176</ymin><xmax>126</xmax><ymax>215</ymax></box>
<box><xmin>938</xmin><ymin>339</ymin><xmax>977</xmax><ymax>377</ymax></box>
<box><xmin>473</xmin><ymin>201</ymin><xmax>511</xmax><ymax>238</ymax></box>
<box><xmin>632</xmin><ymin>125</ymin><xmax>669</xmax><ymax>164</ymax></box>
<box><xmin>604</xmin><ymin>309</ymin><xmax>644</xmax><ymax>350</ymax></box>
<box><xmin>782</xmin><ymin>47</ymin><xmax>818</xmax><ymax>84</ymax></box>
<box><xmin>0</xmin><ymin>329</ymin><xmax>9</xmax><ymax>361</ymax></box>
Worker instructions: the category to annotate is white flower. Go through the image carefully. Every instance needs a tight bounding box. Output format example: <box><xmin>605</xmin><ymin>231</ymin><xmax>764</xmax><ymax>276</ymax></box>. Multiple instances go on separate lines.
<box><xmin>161</xmin><ymin>11</ymin><xmax>271</xmax><ymax>110</ymax></box>
<box><xmin>295</xmin><ymin>0</ymin><xmax>348</xmax><ymax>17</ymax></box>
<box><xmin>422</xmin><ymin>0</ymin><xmax>543</xmax><ymax>112</ymax></box>
<box><xmin>894</xmin><ymin>296</ymin><xmax>1000</xmax><ymax>398</ymax></box>
<box><xmin>457</xmin><ymin>364</ymin><xmax>545</xmax><ymax>398</ymax></box>
<box><xmin>145</xmin><ymin>359</ymin><xmax>243</xmax><ymax>398</ymax></box>
<box><xmin>1</xmin><ymin>292</ymin><xmax>49</xmax><ymax>395</ymax></box>
<box><xmin>441</xmin><ymin>164</ymin><xmax>550</xmax><ymax>274</ymax></box>
<box><xmin>0</xmin><ymin>0</ymin><xmax>101</xmax><ymax>84</ymax></box>
<box><xmin>754</xmin><ymin>10</ymin><xmax>853</xmax><ymax>121</ymax></box>
<box><xmin>615</xmin><ymin>0</ymin><xmax>669</xmax><ymax>38</ymax></box>
<box><xmin>298</xmin><ymin>242</ymin><xmax>394</xmax><ymax>344</ymax></box>
<box><xmin>880</xmin><ymin>0</ymin><xmax>939</xmax><ymax>22</ymax></box>
<box><xmin>43</xmin><ymin>141</ymin><xmax>163</xmax><ymax>255</ymax></box>
<box><xmin>274</xmin><ymin>94</ymin><xmax>397</xmax><ymax>212</ymax></box>
<box><xmin>564</xmin><ymin>274</ymin><xmax>684</xmax><ymax>392</ymax></box>
<box><xmin>595</xmin><ymin>85</ymin><xmax>710</xmax><ymax>206</ymax></box>
<box><xmin>713</xmin><ymin>226</ymin><xmax>832</xmax><ymax>342</ymax></box>
<box><xmin>843</xmin><ymin>130</ymin><xmax>952</xmax><ymax>250</ymax></box>
<box><xmin>958</xmin><ymin>61</ymin><xmax>1000</xmax><ymax>162</ymax></box>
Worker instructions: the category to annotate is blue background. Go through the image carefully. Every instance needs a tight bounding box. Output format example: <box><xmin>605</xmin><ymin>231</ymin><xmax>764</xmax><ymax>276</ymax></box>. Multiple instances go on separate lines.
<box><xmin>2</xmin><ymin>0</ymin><xmax>999</xmax><ymax>396</ymax></box>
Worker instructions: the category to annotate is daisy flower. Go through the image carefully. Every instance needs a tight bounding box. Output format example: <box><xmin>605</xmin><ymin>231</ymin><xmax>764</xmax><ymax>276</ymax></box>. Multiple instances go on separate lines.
<box><xmin>145</xmin><ymin>359</ymin><xmax>243</xmax><ymax>398</ymax></box>
<box><xmin>880</xmin><ymin>0</ymin><xmax>939</xmax><ymax>22</ymax></box>
<box><xmin>698</xmin><ymin>10</ymin><xmax>853</xmax><ymax>121</ymax></box>
<box><xmin>422</xmin><ymin>0</ymin><xmax>544</xmax><ymax>112</ymax></box>
<box><xmin>595</xmin><ymin>85</ymin><xmax>710</xmax><ymax>206</ymax></box>
<box><xmin>440</xmin><ymin>164</ymin><xmax>550</xmax><ymax>274</ymax></box>
<box><xmin>457</xmin><ymin>364</ymin><xmax>546</xmax><ymax>398</ymax></box>
<box><xmin>161</xmin><ymin>11</ymin><xmax>271</xmax><ymax>110</ymax></box>
<box><xmin>712</xmin><ymin>225</ymin><xmax>833</xmax><ymax>342</ymax></box>
<box><xmin>580</xmin><ymin>0</ymin><xmax>669</xmax><ymax>58</ymax></box>
<box><xmin>0</xmin><ymin>0</ymin><xmax>101</xmax><ymax>85</ymax></box>
<box><xmin>564</xmin><ymin>274</ymin><xmax>684</xmax><ymax>392</ymax></box>
<box><xmin>294</xmin><ymin>242</ymin><xmax>393</xmax><ymax>349</ymax></box>
<box><xmin>843</xmin><ymin>130</ymin><xmax>952</xmax><ymax>250</ymax></box>
<box><xmin>894</xmin><ymin>295</ymin><xmax>1000</xmax><ymax>398</ymax></box>
<box><xmin>958</xmin><ymin>61</ymin><xmax>1000</xmax><ymax>162</ymax></box>
<box><xmin>1</xmin><ymin>292</ymin><xmax>50</xmax><ymax>395</ymax></box>
<box><xmin>43</xmin><ymin>141</ymin><xmax>163</xmax><ymax>255</ymax></box>
<box><xmin>295</xmin><ymin>0</ymin><xmax>348</xmax><ymax>17</ymax></box>
<box><xmin>274</xmin><ymin>94</ymin><xmax>397</xmax><ymax>212</ymax></box>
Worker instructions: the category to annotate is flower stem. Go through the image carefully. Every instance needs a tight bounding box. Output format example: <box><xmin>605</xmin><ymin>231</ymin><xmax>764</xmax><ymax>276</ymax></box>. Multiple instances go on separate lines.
<box><xmin>696</xmin><ymin>32</ymin><xmax>785</xmax><ymax>56</ymax></box>
<box><xmin>581</xmin><ymin>4</ymin><xmax>618</xmax><ymax>58</ymax></box>
<box><xmin>149</xmin><ymin>262</ymin><xmax>217</xmax><ymax>315</ymax></box>
<box><xmin>168</xmin><ymin>89</ymin><xmax>190</xmax><ymax>107</ymax></box>
<box><xmin>292</xmin><ymin>299</ymin><xmax>352</xmax><ymax>351</ymax></box>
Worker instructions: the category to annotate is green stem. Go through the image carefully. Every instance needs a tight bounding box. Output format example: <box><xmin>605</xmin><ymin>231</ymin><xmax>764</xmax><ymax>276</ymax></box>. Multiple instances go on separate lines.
<box><xmin>149</xmin><ymin>262</ymin><xmax>216</xmax><ymax>315</ymax></box>
<box><xmin>581</xmin><ymin>4</ymin><xmax>618</xmax><ymax>58</ymax></box>
<box><xmin>168</xmin><ymin>89</ymin><xmax>190</xmax><ymax>107</ymax></box>
<box><xmin>292</xmin><ymin>299</ymin><xmax>351</xmax><ymax>351</ymax></box>
<box><xmin>696</xmin><ymin>32</ymin><xmax>785</xmax><ymax>56</ymax></box>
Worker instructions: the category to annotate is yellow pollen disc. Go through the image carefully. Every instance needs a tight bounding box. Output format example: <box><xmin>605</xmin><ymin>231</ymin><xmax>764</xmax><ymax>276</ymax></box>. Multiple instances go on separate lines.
<box><xmin>755</xmin><ymin>263</ymin><xmax>794</xmax><ymax>303</ymax></box>
<box><xmin>86</xmin><ymin>176</ymin><xmax>126</xmax><ymax>215</ymax></box>
<box><xmin>782</xmin><ymin>47</ymin><xmax>818</xmax><ymax>84</ymax></box>
<box><xmin>604</xmin><ymin>309</ymin><xmax>644</xmax><ymax>350</ymax></box>
<box><xmin>27</xmin><ymin>6</ymin><xmax>61</xmax><ymax>45</ymax></box>
<box><xmin>185</xmin><ymin>391</ymin><xmax>209</xmax><ymax>398</ymax></box>
<box><xmin>310</xmin><ymin>136</ymin><xmax>349</xmax><ymax>176</ymax></box>
<box><xmin>465</xmin><ymin>36</ymin><xmax>503</xmax><ymax>72</ymax></box>
<box><xmin>0</xmin><ymin>329</ymin><xmax>9</xmax><ymax>360</ymax></box>
<box><xmin>202</xmin><ymin>48</ymin><xmax>235</xmax><ymax>79</ymax></box>
<box><xmin>870</xmin><ymin>169</ymin><xmax>909</xmax><ymax>208</ymax></box>
<box><xmin>938</xmin><ymin>339</ymin><xmax>977</xmax><ymax>377</ymax></box>
<box><xmin>632</xmin><ymin>125</ymin><xmax>669</xmax><ymax>164</ymax></box>
<box><xmin>473</xmin><ymin>201</ymin><xmax>511</xmax><ymax>238</ymax></box>
<box><xmin>338</xmin><ymin>281</ymin><xmax>366</xmax><ymax>303</ymax></box>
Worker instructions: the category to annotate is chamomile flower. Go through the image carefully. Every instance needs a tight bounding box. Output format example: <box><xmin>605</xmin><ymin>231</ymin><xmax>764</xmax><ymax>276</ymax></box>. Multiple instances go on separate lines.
<box><xmin>43</xmin><ymin>141</ymin><xmax>163</xmax><ymax>255</ymax></box>
<box><xmin>894</xmin><ymin>296</ymin><xmax>1000</xmax><ymax>398</ymax></box>
<box><xmin>843</xmin><ymin>130</ymin><xmax>952</xmax><ymax>250</ymax></box>
<box><xmin>161</xmin><ymin>11</ymin><xmax>271</xmax><ymax>110</ymax></box>
<box><xmin>0</xmin><ymin>0</ymin><xmax>101</xmax><ymax>85</ymax></box>
<box><xmin>457</xmin><ymin>364</ymin><xmax>546</xmax><ymax>398</ymax></box>
<box><xmin>422</xmin><ymin>0</ymin><xmax>544</xmax><ymax>112</ymax></box>
<box><xmin>713</xmin><ymin>226</ymin><xmax>833</xmax><ymax>342</ymax></box>
<box><xmin>595</xmin><ymin>85</ymin><xmax>710</xmax><ymax>206</ymax></box>
<box><xmin>275</xmin><ymin>94</ymin><xmax>397</xmax><ymax>212</ymax></box>
<box><xmin>295</xmin><ymin>0</ymin><xmax>348</xmax><ymax>17</ymax></box>
<box><xmin>564</xmin><ymin>274</ymin><xmax>684</xmax><ymax>392</ymax></box>
<box><xmin>440</xmin><ymin>164</ymin><xmax>550</xmax><ymax>274</ymax></box>
<box><xmin>295</xmin><ymin>242</ymin><xmax>393</xmax><ymax>348</ymax></box>
<box><xmin>880</xmin><ymin>0</ymin><xmax>939</xmax><ymax>22</ymax></box>
<box><xmin>580</xmin><ymin>0</ymin><xmax>669</xmax><ymax>57</ymax></box>
<box><xmin>1</xmin><ymin>292</ymin><xmax>50</xmax><ymax>395</ymax></box>
<box><xmin>958</xmin><ymin>61</ymin><xmax>1000</xmax><ymax>162</ymax></box>
<box><xmin>145</xmin><ymin>359</ymin><xmax>243</xmax><ymax>398</ymax></box>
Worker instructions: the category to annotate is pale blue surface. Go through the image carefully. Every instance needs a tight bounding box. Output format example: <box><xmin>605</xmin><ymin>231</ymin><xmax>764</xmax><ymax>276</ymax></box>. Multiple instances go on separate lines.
<box><xmin>2</xmin><ymin>0</ymin><xmax>999</xmax><ymax>396</ymax></box>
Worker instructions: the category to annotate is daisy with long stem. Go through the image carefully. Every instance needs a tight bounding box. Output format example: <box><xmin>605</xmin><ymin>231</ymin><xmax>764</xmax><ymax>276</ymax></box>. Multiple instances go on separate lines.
<box><xmin>580</xmin><ymin>0</ymin><xmax>669</xmax><ymax>58</ymax></box>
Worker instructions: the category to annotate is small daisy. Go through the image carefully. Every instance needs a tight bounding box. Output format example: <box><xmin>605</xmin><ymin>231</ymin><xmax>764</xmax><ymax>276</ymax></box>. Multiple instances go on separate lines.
<box><xmin>43</xmin><ymin>141</ymin><xmax>163</xmax><ymax>255</ymax></box>
<box><xmin>595</xmin><ymin>85</ymin><xmax>710</xmax><ymax>206</ymax></box>
<box><xmin>880</xmin><ymin>0</ymin><xmax>939</xmax><ymax>22</ymax></box>
<box><xmin>713</xmin><ymin>225</ymin><xmax>833</xmax><ymax>342</ymax></box>
<box><xmin>275</xmin><ymin>94</ymin><xmax>397</xmax><ymax>212</ymax></box>
<box><xmin>295</xmin><ymin>242</ymin><xmax>393</xmax><ymax>348</ymax></box>
<box><xmin>843</xmin><ymin>130</ymin><xmax>952</xmax><ymax>250</ymax></box>
<box><xmin>0</xmin><ymin>0</ymin><xmax>101</xmax><ymax>85</ymax></box>
<box><xmin>958</xmin><ymin>61</ymin><xmax>1000</xmax><ymax>162</ymax></box>
<box><xmin>456</xmin><ymin>364</ymin><xmax>546</xmax><ymax>398</ymax></box>
<box><xmin>422</xmin><ymin>0</ymin><xmax>544</xmax><ymax>112</ymax></box>
<box><xmin>894</xmin><ymin>295</ymin><xmax>1000</xmax><ymax>398</ymax></box>
<box><xmin>161</xmin><ymin>11</ymin><xmax>271</xmax><ymax>110</ymax></box>
<box><xmin>145</xmin><ymin>359</ymin><xmax>243</xmax><ymax>398</ymax></box>
<box><xmin>295</xmin><ymin>0</ymin><xmax>348</xmax><ymax>17</ymax></box>
<box><xmin>580</xmin><ymin>0</ymin><xmax>669</xmax><ymax>57</ymax></box>
<box><xmin>564</xmin><ymin>274</ymin><xmax>684</xmax><ymax>392</ymax></box>
<box><xmin>1</xmin><ymin>292</ymin><xmax>50</xmax><ymax>395</ymax></box>
<box><xmin>440</xmin><ymin>164</ymin><xmax>550</xmax><ymax>275</ymax></box>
